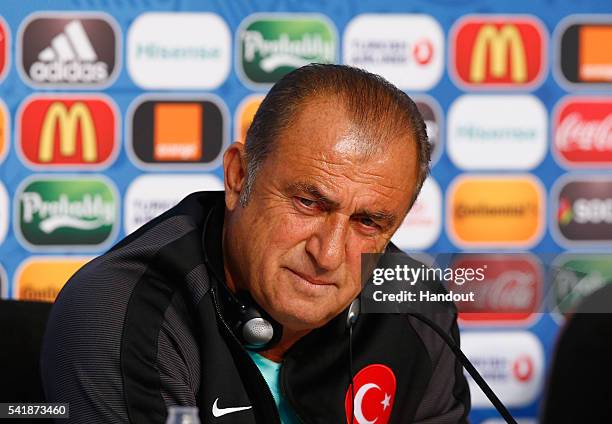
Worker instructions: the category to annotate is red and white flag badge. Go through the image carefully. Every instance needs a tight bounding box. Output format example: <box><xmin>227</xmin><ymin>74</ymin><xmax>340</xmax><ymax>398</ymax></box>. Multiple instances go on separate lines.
<box><xmin>345</xmin><ymin>364</ymin><xmax>397</xmax><ymax>424</ymax></box>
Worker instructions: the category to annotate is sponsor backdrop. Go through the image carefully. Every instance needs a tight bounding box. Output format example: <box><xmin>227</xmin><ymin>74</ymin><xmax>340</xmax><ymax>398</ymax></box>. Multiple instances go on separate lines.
<box><xmin>0</xmin><ymin>0</ymin><xmax>611</xmax><ymax>422</ymax></box>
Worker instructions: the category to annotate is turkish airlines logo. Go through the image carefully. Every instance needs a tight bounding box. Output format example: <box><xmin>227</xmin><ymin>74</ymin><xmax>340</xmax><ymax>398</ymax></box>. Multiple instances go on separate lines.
<box><xmin>345</xmin><ymin>364</ymin><xmax>396</xmax><ymax>424</ymax></box>
<box><xmin>462</xmin><ymin>332</ymin><xmax>543</xmax><ymax>407</ymax></box>
<box><xmin>391</xmin><ymin>178</ymin><xmax>442</xmax><ymax>250</ymax></box>
<box><xmin>343</xmin><ymin>14</ymin><xmax>444</xmax><ymax>90</ymax></box>
<box><xmin>18</xmin><ymin>95</ymin><xmax>117</xmax><ymax>169</ymax></box>
<box><xmin>451</xmin><ymin>15</ymin><xmax>546</xmax><ymax>88</ymax></box>
<box><xmin>18</xmin><ymin>13</ymin><xmax>119</xmax><ymax>87</ymax></box>
<box><xmin>553</xmin><ymin>97</ymin><xmax>612</xmax><ymax>167</ymax></box>
<box><xmin>124</xmin><ymin>174</ymin><xmax>223</xmax><ymax>234</ymax></box>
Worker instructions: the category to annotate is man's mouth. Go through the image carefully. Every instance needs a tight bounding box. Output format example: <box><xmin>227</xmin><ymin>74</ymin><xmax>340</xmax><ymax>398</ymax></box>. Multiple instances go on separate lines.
<box><xmin>286</xmin><ymin>268</ymin><xmax>335</xmax><ymax>287</ymax></box>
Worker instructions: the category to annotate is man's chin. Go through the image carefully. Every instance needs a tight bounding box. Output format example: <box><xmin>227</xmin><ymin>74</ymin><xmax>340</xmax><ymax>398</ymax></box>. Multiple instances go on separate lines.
<box><xmin>270</xmin><ymin>301</ymin><xmax>338</xmax><ymax>332</ymax></box>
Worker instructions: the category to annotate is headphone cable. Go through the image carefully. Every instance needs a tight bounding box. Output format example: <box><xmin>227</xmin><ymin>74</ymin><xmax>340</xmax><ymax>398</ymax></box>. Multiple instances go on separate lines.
<box><xmin>348</xmin><ymin>324</ymin><xmax>355</xmax><ymax>424</ymax></box>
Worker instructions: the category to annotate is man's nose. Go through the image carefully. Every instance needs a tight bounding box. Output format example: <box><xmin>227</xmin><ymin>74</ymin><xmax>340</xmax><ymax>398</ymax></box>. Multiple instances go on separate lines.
<box><xmin>304</xmin><ymin>213</ymin><xmax>348</xmax><ymax>272</ymax></box>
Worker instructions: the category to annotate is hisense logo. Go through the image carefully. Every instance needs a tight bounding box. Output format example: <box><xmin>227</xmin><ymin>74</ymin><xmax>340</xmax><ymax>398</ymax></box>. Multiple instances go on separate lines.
<box><xmin>242</xmin><ymin>31</ymin><xmax>334</xmax><ymax>72</ymax></box>
<box><xmin>21</xmin><ymin>192</ymin><xmax>114</xmax><ymax>233</ymax></box>
<box><xmin>238</xmin><ymin>15</ymin><xmax>337</xmax><ymax>85</ymax></box>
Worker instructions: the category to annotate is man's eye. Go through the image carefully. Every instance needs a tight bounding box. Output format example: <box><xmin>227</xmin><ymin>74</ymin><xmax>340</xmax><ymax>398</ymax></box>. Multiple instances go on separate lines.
<box><xmin>359</xmin><ymin>217</ymin><xmax>377</xmax><ymax>228</ymax></box>
<box><xmin>297</xmin><ymin>197</ymin><xmax>316</xmax><ymax>208</ymax></box>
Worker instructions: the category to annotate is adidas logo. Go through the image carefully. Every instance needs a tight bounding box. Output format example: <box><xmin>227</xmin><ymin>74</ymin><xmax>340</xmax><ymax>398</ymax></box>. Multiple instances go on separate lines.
<box><xmin>28</xmin><ymin>20</ymin><xmax>108</xmax><ymax>83</ymax></box>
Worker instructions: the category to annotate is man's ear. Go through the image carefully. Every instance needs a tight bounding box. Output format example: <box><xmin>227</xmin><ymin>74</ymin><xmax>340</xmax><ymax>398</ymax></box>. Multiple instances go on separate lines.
<box><xmin>223</xmin><ymin>142</ymin><xmax>247</xmax><ymax>211</ymax></box>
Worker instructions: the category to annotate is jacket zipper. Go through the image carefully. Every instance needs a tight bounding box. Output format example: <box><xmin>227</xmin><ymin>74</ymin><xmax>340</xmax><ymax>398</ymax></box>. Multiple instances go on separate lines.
<box><xmin>210</xmin><ymin>286</ymin><xmax>282</xmax><ymax>424</ymax></box>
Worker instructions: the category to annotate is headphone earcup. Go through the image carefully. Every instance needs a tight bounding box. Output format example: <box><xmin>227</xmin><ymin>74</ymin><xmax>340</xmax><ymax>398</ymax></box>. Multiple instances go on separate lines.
<box><xmin>232</xmin><ymin>295</ymin><xmax>283</xmax><ymax>351</ymax></box>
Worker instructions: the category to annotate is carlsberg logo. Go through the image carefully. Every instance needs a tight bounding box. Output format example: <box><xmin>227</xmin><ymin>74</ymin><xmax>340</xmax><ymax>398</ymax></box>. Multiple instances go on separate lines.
<box><xmin>239</xmin><ymin>15</ymin><xmax>336</xmax><ymax>84</ymax></box>
<box><xmin>242</xmin><ymin>32</ymin><xmax>334</xmax><ymax>71</ymax></box>
<box><xmin>21</xmin><ymin>192</ymin><xmax>114</xmax><ymax>233</ymax></box>
<box><xmin>17</xmin><ymin>178</ymin><xmax>117</xmax><ymax>248</ymax></box>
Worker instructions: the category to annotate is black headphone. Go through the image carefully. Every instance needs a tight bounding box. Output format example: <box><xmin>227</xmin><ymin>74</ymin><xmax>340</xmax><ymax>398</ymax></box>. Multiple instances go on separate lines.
<box><xmin>215</xmin><ymin>280</ymin><xmax>283</xmax><ymax>352</ymax></box>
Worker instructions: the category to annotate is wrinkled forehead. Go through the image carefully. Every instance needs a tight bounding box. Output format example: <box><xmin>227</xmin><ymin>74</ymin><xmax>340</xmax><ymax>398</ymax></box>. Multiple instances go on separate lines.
<box><xmin>274</xmin><ymin>96</ymin><xmax>416</xmax><ymax>164</ymax></box>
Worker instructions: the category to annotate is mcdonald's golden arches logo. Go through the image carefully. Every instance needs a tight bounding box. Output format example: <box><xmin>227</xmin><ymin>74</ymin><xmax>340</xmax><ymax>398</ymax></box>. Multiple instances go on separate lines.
<box><xmin>451</xmin><ymin>15</ymin><xmax>547</xmax><ymax>88</ymax></box>
<box><xmin>18</xmin><ymin>95</ymin><xmax>118</xmax><ymax>169</ymax></box>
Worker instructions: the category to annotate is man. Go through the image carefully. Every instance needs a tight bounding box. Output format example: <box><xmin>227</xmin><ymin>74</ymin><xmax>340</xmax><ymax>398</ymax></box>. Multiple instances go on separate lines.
<box><xmin>41</xmin><ymin>64</ymin><xmax>470</xmax><ymax>423</ymax></box>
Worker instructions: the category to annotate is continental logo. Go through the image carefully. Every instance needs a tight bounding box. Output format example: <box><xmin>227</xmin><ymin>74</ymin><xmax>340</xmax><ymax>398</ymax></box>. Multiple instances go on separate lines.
<box><xmin>0</xmin><ymin>16</ymin><xmax>9</xmax><ymax>83</ymax></box>
<box><xmin>235</xmin><ymin>94</ymin><xmax>264</xmax><ymax>143</ymax></box>
<box><xmin>127</xmin><ymin>94</ymin><xmax>227</xmax><ymax>170</ymax></box>
<box><xmin>18</xmin><ymin>12</ymin><xmax>120</xmax><ymax>88</ymax></box>
<box><xmin>451</xmin><ymin>15</ymin><xmax>546</xmax><ymax>88</ymax></box>
<box><xmin>14</xmin><ymin>257</ymin><xmax>91</xmax><ymax>302</ymax></box>
<box><xmin>237</xmin><ymin>14</ymin><xmax>337</xmax><ymax>86</ymax></box>
<box><xmin>555</xmin><ymin>16</ymin><xmax>612</xmax><ymax>87</ymax></box>
<box><xmin>0</xmin><ymin>99</ymin><xmax>8</xmax><ymax>166</ymax></box>
<box><xmin>553</xmin><ymin>176</ymin><xmax>612</xmax><ymax>246</ymax></box>
<box><xmin>18</xmin><ymin>95</ymin><xmax>118</xmax><ymax>169</ymax></box>
<box><xmin>15</xmin><ymin>175</ymin><xmax>118</xmax><ymax>251</ymax></box>
<box><xmin>447</xmin><ymin>175</ymin><xmax>545</xmax><ymax>247</ymax></box>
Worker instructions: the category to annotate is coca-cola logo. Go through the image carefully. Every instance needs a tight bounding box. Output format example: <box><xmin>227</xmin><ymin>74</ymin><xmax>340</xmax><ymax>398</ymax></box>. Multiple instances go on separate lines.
<box><xmin>472</xmin><ymin>270</ymin><xmax>536</xmax><ymax>311</ymax></box>
<box><xmin>553</xmin><ymin>97</ymin><xmax>612</xmax><ymax>167</ymax></box>
<box><xmin>453</xmin><ymin>254</ymin><xmax>542</xmax><ymax>326</ymax></box>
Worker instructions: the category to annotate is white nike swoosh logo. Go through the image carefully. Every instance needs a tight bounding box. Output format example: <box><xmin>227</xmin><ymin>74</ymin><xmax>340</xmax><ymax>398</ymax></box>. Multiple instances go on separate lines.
<box><xmin>212</xmin><ymin>398</ymin><xmax>252</xmax><ymax>417</ymax></box>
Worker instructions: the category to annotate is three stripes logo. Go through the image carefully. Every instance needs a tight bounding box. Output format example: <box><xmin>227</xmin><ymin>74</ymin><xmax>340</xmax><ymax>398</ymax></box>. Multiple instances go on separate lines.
<box><xmin>18</xmin><ymin>13</ymin><xmax>120</xmax><ymax>87</ymax></box>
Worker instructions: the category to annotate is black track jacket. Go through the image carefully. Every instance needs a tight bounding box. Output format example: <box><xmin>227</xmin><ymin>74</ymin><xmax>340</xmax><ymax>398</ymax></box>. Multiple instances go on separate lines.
<box><xmin>41</xmin><ymin>191</ymin><xmax>470</xmax><ymax>423</ymax></box>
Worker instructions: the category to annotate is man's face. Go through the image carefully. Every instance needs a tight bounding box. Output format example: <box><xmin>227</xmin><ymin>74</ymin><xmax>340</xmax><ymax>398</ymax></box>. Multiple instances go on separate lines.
<box><xmin>224</xmin><ymin>98</ymin><xmax>419</xmax><ymax>331</ymax></box>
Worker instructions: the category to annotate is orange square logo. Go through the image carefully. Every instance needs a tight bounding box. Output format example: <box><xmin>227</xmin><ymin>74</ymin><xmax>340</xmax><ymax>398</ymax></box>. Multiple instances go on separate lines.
<box><xmin>579</xmin><ymin>26</ymin><xmax>612</xmax><ymax>82</ymax></box>
<box><xmin>154</xmin><ymin>103</ymin><xmax>202</xmax><ymax>161</ymax></box>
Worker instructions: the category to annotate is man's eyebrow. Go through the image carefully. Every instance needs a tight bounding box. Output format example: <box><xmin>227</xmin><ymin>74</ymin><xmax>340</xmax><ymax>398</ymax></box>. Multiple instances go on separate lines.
<box><xmin>287</xmin><ymin>182</ymin><xmax>340</xmax><ymax>209</ymax></box>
